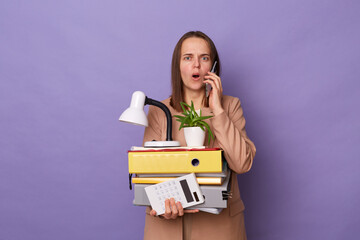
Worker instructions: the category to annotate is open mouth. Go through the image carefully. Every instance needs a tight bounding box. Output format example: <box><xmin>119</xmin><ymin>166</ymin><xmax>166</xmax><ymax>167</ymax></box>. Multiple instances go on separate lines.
<box><xmin>192</xmin><ymin>74</ymin><xmax>200</xmax><ymax>80</ymax></box>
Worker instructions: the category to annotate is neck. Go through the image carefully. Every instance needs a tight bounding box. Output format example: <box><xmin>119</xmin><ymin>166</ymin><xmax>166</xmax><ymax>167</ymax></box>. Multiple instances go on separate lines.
<box><xmin>184</xmin><ymin>89</ymin><xmax>205</xmax><ymax>110</ymax></box>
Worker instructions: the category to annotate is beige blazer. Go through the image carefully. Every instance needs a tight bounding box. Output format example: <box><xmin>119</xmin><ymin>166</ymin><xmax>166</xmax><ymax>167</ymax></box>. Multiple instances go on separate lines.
<box><xmin>142</xmin><ymin>95</ymin><xmax>256</xmax><ymax>240</ymax></box>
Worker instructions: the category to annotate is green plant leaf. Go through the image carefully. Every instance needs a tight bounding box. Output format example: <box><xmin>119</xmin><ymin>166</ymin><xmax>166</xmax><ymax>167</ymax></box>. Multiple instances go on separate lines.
<box><xmin>181</xmin><ymin>102</ymin><xmax>191</xmax><ymax>111</ymax></box>
<box><xmin>191</xmin><ymin>119</ymin><xmax>202</xmax><ymax>126</ymax></box>
<box><xmin>195</xmin><ymin>116</ymin><xmax>213</xmax><ymax>121</ymax></box>
<box><xmin>179</xmin><ymin>122</ymin><xmax>185</xmax><ymax>130</ymax></box>
<box><xmin>198</xmin><ymin>124</ymin><xmax>205</xmax><ymax>131</ymax></box>
<box><xmin>198</xmin><ymin>121</ymin><xmax>214</xmax><ymax>144</ymax></box>
<box><xmin>173</xmin><ymin>115</ymin><xmax>186</xmax><ymax>121</ymax></box>
<box><xmin>190</xmin><ymin>101</ymin><xmax>197</xmax><ymax>118</ymax></box>
<box><xmin>194</xmin><ymin>107</ymin><xmax>199</xmax><ymax>118</ymax></box>
<box><xmin>180</xmin><ymin>102</ymin><xmax>187</xmax><ymax>113</ymax></box>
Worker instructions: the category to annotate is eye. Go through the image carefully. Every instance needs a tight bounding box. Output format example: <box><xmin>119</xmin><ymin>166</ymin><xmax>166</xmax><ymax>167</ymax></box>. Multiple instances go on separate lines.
<box><xmin>184</xmin><ymin>56</ymin><xmax>191</xmax><ymax>61</ymax></box>
<box><xmin>202</xmin><ymin>56</ymin><xmax>209</xmax><ymax>61</ymax></box>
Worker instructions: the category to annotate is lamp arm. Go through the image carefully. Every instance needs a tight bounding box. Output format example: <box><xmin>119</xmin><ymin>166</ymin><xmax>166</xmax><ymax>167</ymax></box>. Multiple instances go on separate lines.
<box><xmin>145</xmin><ymin>97</ymin><xmax>173</xmax><ymax>141</ymax></box>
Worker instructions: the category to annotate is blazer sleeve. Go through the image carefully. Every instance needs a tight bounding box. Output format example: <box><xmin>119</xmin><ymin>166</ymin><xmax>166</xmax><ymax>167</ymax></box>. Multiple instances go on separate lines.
<box><xmin>210</xmin><ymin>97</ymin><xmax>256</xmax><ymax>174</ymax></box>
<box><xmin>142</xmin><ymin>105</ymin><xmax>164</xmax><ymax>145</ymax></box>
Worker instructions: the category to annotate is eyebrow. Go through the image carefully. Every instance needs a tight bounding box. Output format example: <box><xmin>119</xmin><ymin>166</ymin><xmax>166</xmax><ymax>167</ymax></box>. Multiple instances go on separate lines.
<box><xmin>182</xmin><ymin>53</ymin><xmax>210</xmax><ymax>56</ymax></box>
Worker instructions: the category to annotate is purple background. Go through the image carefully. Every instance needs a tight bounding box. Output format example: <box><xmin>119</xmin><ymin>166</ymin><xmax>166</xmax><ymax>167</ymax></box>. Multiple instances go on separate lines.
<box><xmin>1</xmin><ymin>0</ymin><xmax>359</xmax><ymax>239</ymax></box>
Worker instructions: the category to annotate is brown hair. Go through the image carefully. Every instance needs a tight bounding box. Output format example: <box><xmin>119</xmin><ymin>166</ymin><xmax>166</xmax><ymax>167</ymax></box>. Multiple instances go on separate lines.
<box><xmin>169</xmin><ymin>31</ymin><xmax>221</xmax><ymax>112</ymax></box>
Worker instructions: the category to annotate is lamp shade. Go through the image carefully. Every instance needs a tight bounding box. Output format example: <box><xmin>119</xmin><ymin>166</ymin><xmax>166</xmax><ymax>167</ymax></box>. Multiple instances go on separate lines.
<box><xmin>119</xmin><ymin>91</ymin><xmax>148</xmax><ymax>127</ymax></box>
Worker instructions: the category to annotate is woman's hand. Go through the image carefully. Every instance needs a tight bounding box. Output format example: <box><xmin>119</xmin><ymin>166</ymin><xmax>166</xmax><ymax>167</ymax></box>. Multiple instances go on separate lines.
<box><xmin>204</xmin><ymin>72</ymin><xmax>224</xmax><ymax>116</ymax></box>
<box><xmin>149</xmin><ymin>198</ymin><xmax>199</xmax><ymax>219</ymax></box>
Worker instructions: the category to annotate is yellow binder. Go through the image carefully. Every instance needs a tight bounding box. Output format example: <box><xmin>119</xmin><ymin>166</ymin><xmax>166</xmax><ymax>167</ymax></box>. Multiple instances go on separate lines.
<box><xmin>132</xmin><ymin>176</ymin><xmax>223</xmax><ymax>185</ymax></box>
<box><xmin>128</xmin><ymin>149</ymin><xmax>223</xmax><ymax>174</ymax></box>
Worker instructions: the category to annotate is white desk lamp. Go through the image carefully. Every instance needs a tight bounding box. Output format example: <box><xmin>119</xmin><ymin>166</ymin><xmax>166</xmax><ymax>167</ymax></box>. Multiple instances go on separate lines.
<box><xmin>119</xmin><ymin>91</ymin><xmax>180</xmax><ymax>148</ymax></box>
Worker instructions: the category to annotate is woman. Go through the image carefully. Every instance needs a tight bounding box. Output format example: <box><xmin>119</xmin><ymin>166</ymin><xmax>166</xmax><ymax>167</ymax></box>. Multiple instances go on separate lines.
<box><xmin>142</xmin><ymin>31</ymin><xmax>256</xmax><ymax>240</ymax></box>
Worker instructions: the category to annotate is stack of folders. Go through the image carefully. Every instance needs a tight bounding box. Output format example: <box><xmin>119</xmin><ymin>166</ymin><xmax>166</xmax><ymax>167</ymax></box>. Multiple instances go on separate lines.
<box><xmin>128</xmin><ymin>147</ymin><xmax>232</xmax><ymax>214</ymax></box>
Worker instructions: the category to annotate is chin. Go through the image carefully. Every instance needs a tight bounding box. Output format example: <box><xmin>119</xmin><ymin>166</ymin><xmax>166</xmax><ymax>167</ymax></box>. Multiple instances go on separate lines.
<box><xmin>189</xmin><ymin>86</ymin><xmax>205</xmax><ymax>92</ymax></box>
<box><xmin>183</xmin><ymin>81</ymin><xmax>205</xmax><ymax>92</ymax></box>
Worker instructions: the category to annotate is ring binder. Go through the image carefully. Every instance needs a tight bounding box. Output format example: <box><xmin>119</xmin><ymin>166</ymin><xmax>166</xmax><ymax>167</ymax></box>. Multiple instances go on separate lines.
<box><xmin>133</xmin><ymin>169</ymin><xmax>231</xmax><ymax>208</ymax></box>
<box><xmin>128</xmin><ymin>149</ymin><xmax>223</xmax><ymax>174</ymax></box>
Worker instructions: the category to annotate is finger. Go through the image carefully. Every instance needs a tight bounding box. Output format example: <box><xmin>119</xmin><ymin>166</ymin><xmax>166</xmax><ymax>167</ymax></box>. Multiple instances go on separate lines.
<box><xmin>203</xmin><ymin>79</ymin><xmax>217</xmax><ymax>92</ymax></box>
<box><xmin>170</xmin><ymin>198</ymin><xmax>178</xmax><ymax>219</ymax></box>
<box><xmin>206</xmin><ymin>72</ymin><xmax>221</xmax><ymax>83</ymax></box>
<box><xmin>210</xmin><ymin>76</ymin><xmax>222</xmax><ymax>94</ymax></box>
<box><xmin>150</xmin><ymin>209</ymin><xmax>157</xmax><ymax>216</ymax></box>
<box><xmin>204</xmin><ymin>75</ymin><xmax>221</xmax><ymax>92</ymax></box>
<box><xmin>164</xmin><ymin>199</ymin><xmax>171</xmax><ymax>219</ymax></box>
<box><xmin>204</xmin><ymin>80</ymin><xmax>221</xmax><ymax>100</ymax></box>
<box><xmin>177</xmin><ymin>201</ymin><xmax>184</xmax><ymax>216</ymax></box>
<box><xmin>204</xmin><ymin>73</ymin><xmax>220</xmax><ymax>85</ymax></box>
<box><xmin>207</xmin><ymin>71</ymin><xmax>219</xmax><ymax>78</ymax></box>
<box><xmin>206</xmin><ymin>72</ymin><xmax>222</xmax><ymax>92</ymax></box>
<box><xmin>184</xmin><ymin>209</ymin><xmax>200</xmax><ymax>214</ymax></box>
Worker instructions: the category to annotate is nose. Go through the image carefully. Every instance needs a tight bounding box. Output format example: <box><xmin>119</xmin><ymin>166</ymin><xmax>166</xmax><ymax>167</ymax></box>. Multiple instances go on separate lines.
<box><xmin>194</xmin><ymin>57</ymin><xmax>200</xmax><ymax>68</ymax></box>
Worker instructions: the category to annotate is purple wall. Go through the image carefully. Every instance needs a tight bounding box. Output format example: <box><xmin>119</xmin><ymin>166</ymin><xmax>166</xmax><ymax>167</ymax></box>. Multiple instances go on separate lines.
<box><xmin>1</xmin><ymin>1</ymin><xmax>359</xmax><ymax>239</ymax></box>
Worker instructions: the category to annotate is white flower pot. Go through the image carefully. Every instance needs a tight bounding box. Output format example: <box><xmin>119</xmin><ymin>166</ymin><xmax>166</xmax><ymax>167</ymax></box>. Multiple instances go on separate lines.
<box><xmin>184</xmin><ymin>127</ymin><xmax>205</xmax><ymax>147</ymax></box>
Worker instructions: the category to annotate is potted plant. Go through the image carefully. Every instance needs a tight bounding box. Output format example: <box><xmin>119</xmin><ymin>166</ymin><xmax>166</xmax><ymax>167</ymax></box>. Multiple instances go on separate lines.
<box><xmin>173</xmin><ymin>101</ymin><xmax>214</xmax><ymax>147</ymax></box>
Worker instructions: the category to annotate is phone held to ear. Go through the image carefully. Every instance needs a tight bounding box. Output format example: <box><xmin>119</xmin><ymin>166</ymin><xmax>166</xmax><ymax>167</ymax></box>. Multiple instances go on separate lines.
<box><xmin>206</xmin><ymin>61</ymin><xmax>217</xmax><ymax>98</ymax></box>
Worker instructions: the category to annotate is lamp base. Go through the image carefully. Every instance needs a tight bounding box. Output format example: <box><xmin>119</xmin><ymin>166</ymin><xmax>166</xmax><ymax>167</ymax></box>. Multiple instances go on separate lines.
<box><xmin>144</xmin><ymin>140</ymin><xmax>180</xmax><ymax>148</ymax></box>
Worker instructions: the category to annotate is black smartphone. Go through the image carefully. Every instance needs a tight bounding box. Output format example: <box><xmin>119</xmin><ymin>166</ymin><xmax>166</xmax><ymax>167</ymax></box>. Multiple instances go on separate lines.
<box><xmin>206</xmin><ymin>61</ymin><xmax>217</xmax><ymax>97</ymax></box>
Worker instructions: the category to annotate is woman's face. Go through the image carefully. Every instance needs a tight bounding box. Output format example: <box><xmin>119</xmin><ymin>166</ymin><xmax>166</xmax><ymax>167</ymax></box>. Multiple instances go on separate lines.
<box><xmin>180</xmin><ymin>37</ymin><xmax>212</xmax><ymax>93</ymax></box>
